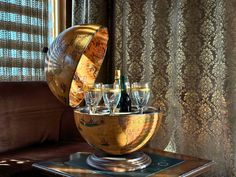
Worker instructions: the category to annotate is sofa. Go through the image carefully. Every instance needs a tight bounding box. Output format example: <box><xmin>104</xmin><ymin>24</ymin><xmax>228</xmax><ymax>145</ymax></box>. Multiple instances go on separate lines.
<box><xmin>0</xmin><ymin>81</ymin><xmax>88</xmax><ymax>177</ymax></box>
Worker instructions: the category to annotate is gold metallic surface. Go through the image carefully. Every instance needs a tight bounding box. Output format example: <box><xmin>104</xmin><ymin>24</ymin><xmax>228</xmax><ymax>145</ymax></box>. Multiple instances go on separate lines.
<box><xmin>87</xmin><ymin>152</ymin><xmax>151</xmax><ymax>172</ymax></box>
<box><xmin>45</xmin><ymin>24</ymin><xmax>108</xmax><ymax>107</ymax></box>
<box><xmin>74</xmin><ymin>110</ymin><xmax>162</xmax><ymax>155</ymax></box>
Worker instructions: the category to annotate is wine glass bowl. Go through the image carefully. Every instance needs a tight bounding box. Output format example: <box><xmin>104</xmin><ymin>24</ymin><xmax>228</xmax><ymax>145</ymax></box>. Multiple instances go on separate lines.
<box><xmin>102</xmin><ymin>84</ymin><xmax>121</xmax><ymax>115</ymax></box>
<box><xmin>131</xmin><ymin>82</ymin><xmax>151</xmax><ymax>114</ymax></box>
<box><xmin>84</xmin><ymin>83</ymin><xmax>102</xmax><ymax>114</ymax></box>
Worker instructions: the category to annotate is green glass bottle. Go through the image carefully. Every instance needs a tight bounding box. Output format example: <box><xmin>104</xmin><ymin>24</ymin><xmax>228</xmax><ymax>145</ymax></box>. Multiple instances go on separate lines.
<box><xmin>119</xmin><ymin>75</ymin><xmax>132</xmax><ymax>112</ymax></box>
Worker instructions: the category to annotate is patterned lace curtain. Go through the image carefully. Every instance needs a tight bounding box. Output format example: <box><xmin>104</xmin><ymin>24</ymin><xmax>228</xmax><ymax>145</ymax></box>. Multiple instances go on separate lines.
<box><xmin>73</xmin><ymin>0</ymin><xmax>236</xmax><ymax>176</ymax></box>
<box><xmin>0</xmin><ymin>0</ymin><xmax>49</xmax><ymax>81</ymax></box>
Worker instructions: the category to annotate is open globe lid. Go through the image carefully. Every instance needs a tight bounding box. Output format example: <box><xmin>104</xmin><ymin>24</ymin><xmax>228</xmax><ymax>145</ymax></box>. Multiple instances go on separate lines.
<box><xmin>45</xmin><ymin>24</ymin><xmax>109</xmax><ymax>107</ymax></box>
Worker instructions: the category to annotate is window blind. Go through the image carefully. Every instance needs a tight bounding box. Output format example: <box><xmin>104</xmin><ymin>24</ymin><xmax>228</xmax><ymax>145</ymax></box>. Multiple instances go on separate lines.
<box><xmin>0</xmin><ymin>0</ymin><xmax>49</xmax><ymax>81</ymax></box>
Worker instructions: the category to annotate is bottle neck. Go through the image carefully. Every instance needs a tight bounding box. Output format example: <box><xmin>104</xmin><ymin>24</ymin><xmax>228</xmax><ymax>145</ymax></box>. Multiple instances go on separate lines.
<box><xmin>114</xmin><ymin>70</ymin><xmax>121</xmax><ymax>81</ymax></box>
<box><xmin>114</xmin><ymin>75</ymin><xmax>121</xmax><ymax>86</ymax></box>
<box><xmin>121</xmin><ymin>75</ymin><xmax>127</xmax><ymax>91</ymax></box>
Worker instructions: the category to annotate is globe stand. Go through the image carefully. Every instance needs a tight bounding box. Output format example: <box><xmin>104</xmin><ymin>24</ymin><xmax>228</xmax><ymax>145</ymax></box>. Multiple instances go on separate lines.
<box><xmin>87</xmin><ymin>151</ymin><xmax>152</xmax><ymax>172</ymax></box>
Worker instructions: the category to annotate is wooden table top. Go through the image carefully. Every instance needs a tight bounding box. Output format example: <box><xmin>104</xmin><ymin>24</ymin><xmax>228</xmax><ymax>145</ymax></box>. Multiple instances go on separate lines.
<box><xmin>145</xmin><ymin>147</ymin><xmax>214</xmax><ymax>176</ymax></box>
<box><xmin>33</xmin><ymin>144</ymin><xmax>214</xmax><ymax>177</ymax></box>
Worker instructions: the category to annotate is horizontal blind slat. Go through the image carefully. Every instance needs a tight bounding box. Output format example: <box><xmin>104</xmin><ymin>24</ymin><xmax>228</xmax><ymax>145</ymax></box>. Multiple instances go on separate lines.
<box><xmin>0</xmin><ymin>12</ymin><xmax>45</xmax><ymax>26</ymax></box>
<box><xmin>0</xmin><ymin>48</ymin><xmax>43</xmax><ymax>60</ymax></box>
<box><xmin>0</xmin><ymin>76</ymin><xmax>45</xmax><ymax>81</ymax></box>
<box><xmin>0</xmin><ymin>2</ymin><xmax>47</xmax><ymax>19</ymax></box>
<box><xmin>0</xmin><ymin>21</ymin><xmax>46</xmax><ymax>35</ymax></box>
<box><xmin>0</xmin><ymin>0</ymin><xmax>44</xmax><ymax>10</ymax></box>
<box><xmin>0</xmin><ymin>67</ymin><xmax>45</xmax><ymax>81</ymax></box>
<box><xmin>0</xmin><ymin>40</ymin><xmax>44</xmax><ymax>52</ymax></box>
<box><xmin>0</xmin><ymin>58</ymin><xmax>43</xmax><ymax>68</ymax></box>
<box><xmin>0</xmin><ymin>30</ymin><xmax>45</xmax><ymax>43</ymax></box>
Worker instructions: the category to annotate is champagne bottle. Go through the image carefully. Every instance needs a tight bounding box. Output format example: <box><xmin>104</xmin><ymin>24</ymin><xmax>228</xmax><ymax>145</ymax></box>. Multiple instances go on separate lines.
<box><xmin>119</xmin><ymin>75</ymin><xmax>132</xmax><ymax>112</ymax></box>
<box><xmin>114</xmin><ymin>70</ymin><xmax>121</xmax><ymax>109</ymax></box>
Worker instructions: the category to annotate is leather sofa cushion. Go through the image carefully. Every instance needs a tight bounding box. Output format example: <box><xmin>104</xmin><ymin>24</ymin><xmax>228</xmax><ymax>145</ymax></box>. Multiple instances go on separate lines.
<box><xmin>0</xmin><ymin>82</ymin><xmax>65</xmax><ymax>153</ymax></box>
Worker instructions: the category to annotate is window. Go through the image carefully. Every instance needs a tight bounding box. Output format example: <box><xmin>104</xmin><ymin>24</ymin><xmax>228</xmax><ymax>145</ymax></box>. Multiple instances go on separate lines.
<box><xmin>0</xmin><ymin>0</ymin><xmax>54</xmax><ymax>81</ymax></box>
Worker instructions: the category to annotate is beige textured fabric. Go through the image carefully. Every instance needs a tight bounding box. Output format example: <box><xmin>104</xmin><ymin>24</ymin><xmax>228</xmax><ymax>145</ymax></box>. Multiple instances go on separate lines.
<box><xmin>73</xmin><ymin>0</ymin><xmax>236</xmax><ymax>176</ymax></box>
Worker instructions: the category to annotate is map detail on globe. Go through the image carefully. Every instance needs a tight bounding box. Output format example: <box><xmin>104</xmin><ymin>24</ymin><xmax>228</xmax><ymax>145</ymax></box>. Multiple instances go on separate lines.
<box><xmin>74</xmin><ymin>110</ymin><xmax>161</xmax><ymax>155</ymax></box>
<box><xmin>45</xmin><ymin>25</ymin><xmax>108</xmax><ymax>107</ymax></box>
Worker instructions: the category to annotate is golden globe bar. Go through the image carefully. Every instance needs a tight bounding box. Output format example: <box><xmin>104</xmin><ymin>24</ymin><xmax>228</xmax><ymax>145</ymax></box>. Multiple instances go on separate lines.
<box><xmin>45</xmin><ymin>24</ymin><xmax>162</xmax><ymax>172</ymax></box>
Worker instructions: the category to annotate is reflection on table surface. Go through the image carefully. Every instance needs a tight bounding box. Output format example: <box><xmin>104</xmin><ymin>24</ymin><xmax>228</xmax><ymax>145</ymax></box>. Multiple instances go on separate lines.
<box><xmin>33</xmin><ymin>147</ymin><xmax>214</xmax><ymax>177</ymax></box>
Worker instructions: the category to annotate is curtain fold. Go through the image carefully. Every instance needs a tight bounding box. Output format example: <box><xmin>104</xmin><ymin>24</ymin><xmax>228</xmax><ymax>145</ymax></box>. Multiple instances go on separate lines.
<box><xmin>73</xmin><ymin>0</ymin><xmax>236</xmax><ymax>176</ymax></box>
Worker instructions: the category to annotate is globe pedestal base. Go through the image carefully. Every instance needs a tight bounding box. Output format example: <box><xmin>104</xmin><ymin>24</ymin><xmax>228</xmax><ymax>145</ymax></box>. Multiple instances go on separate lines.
<box><xmin>87</xmin><ymin>151</ymin><xmax>151</xmax><ymax>172</ymax></box>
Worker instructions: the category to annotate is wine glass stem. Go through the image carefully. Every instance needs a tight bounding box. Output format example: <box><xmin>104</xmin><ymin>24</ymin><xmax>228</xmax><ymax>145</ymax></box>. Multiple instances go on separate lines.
<box><xmin>91</xmin><ymin>106</ymin><xmax>96</xmax><ymax>114</ymax></box>
<box><xmin>109</xmin><ymin>105</ymin><xmax>116</xmax><ymax>115</ymax></box>
<box><xmin>89</xmin><ymin>106</ymin><xmax>93</xmax><ymax>114</ymax></box>
<box><xmin>140</xmin><ymin>107</ymin><xmax>144</xmax><ymax>114</ymax></box>
<box><xmin>109</xmin><ymin>107</ymin><xmax>114</xmax><ymax>115</ymax></box>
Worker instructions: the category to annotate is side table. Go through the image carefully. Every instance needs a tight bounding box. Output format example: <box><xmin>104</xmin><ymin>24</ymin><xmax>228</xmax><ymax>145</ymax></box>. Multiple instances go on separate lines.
<box><xmin>33</xmin><ymin>146</ymin><xmax>214</xmax><ymax>177</ymax></box>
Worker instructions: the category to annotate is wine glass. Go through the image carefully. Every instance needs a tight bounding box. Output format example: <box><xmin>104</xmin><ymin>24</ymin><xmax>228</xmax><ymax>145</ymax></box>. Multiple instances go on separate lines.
<box><xmin>102</xmin><ymin>84</ymin><xmax>121</xmax><ymax>115</ymax></box>
<box><xmin>125</xmin><ymin>80</ymin><xmax>138</xmax><ymax>110</ymax></box>
<box><xmin>131</xmin><ymin>82</ymin><xmax>150</xmax><ymax>114</ymax></box>
<box><xmin>84</xmin><ymin>83</ymin><xmax>102</xmax><ymax>114</ymax></box>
